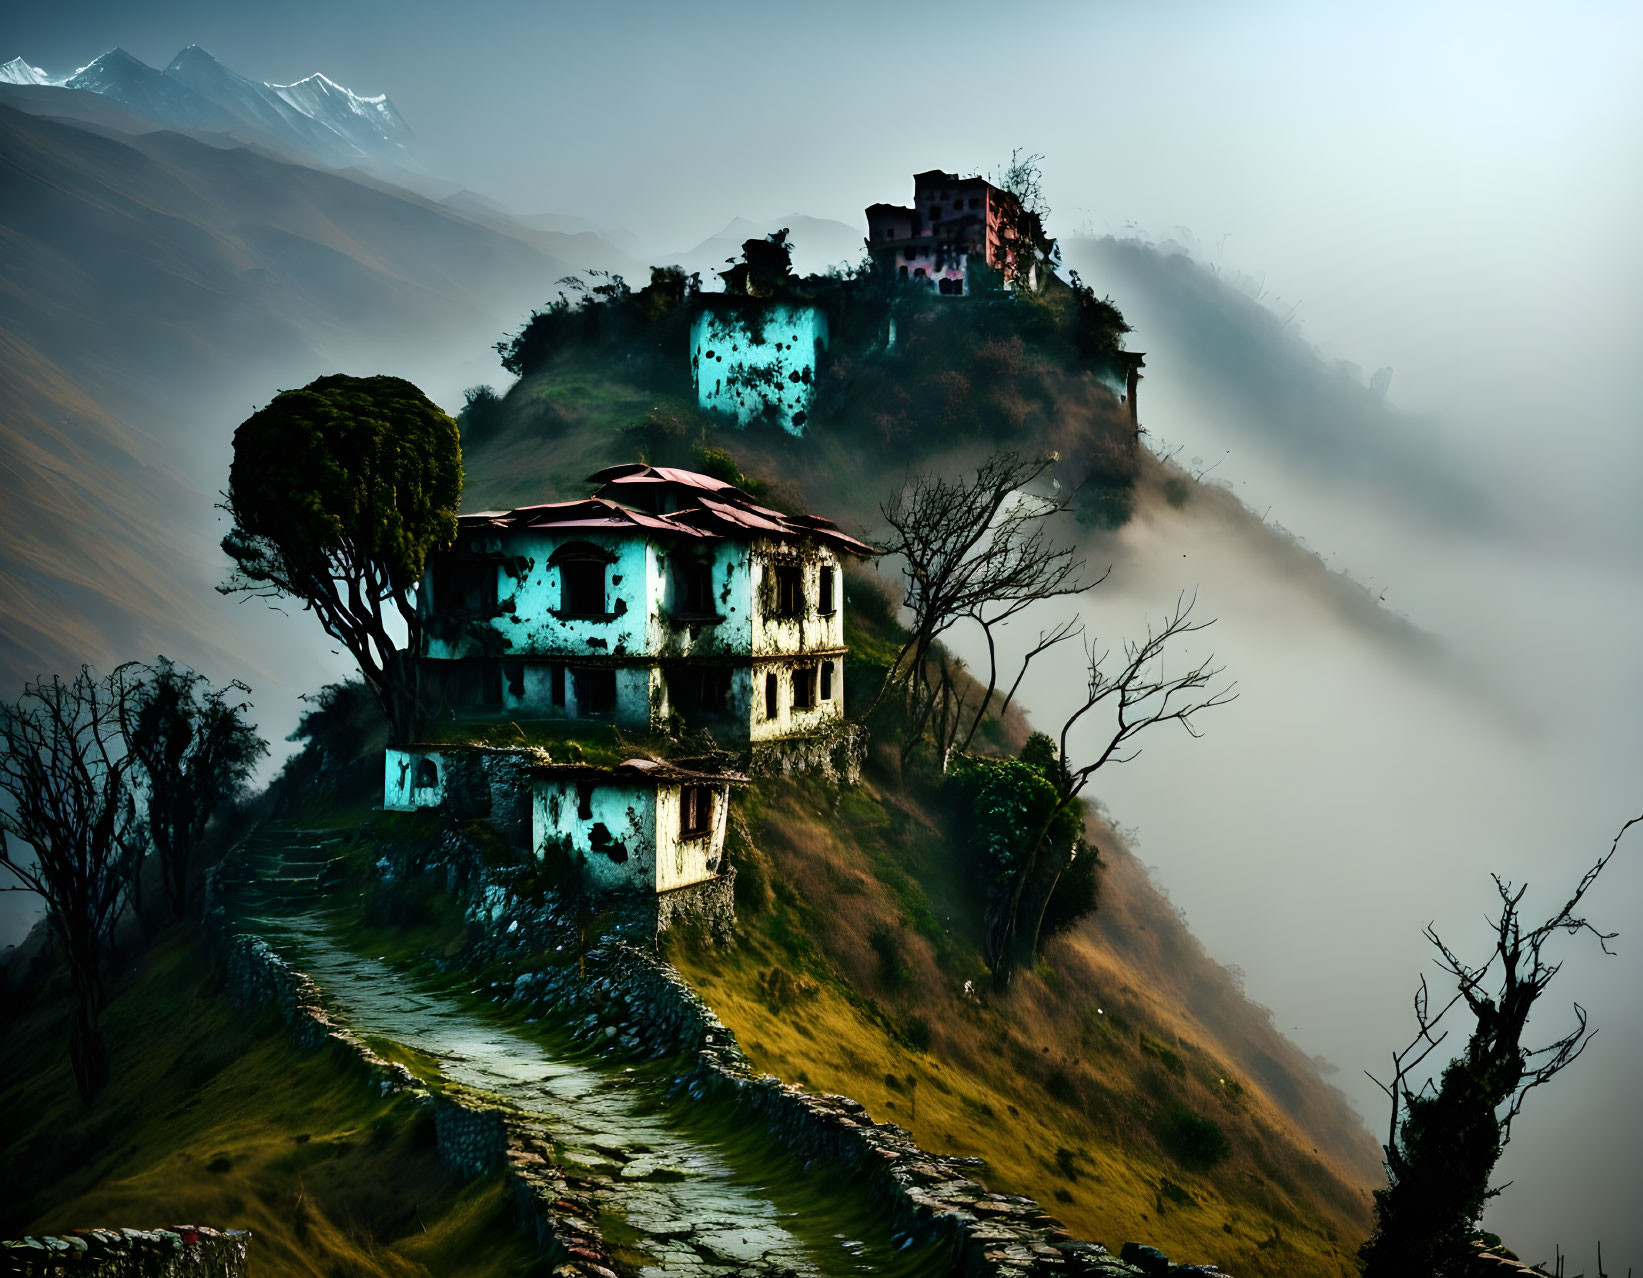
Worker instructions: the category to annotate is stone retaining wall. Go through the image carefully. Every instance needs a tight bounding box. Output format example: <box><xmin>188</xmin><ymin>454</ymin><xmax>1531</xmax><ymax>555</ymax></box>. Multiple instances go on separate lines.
<box><xmin>0</xmin><ymin>1226</ymin><xmax>248</xmax><ymax>1276</ymax></box>
<box><xmin>749</xmin><ymin>721</ymin><xmax>867</xmax><ymax>785</ymax></box>
<box><xmin>434</xmin><ymin>853</ymin><xmax>1234</xmax><ymax>1278</ymax></box>
<box><xmin>200</xmin><ymin>854</ymin><xmax>618</xmax><ymax>1278</ymax></box>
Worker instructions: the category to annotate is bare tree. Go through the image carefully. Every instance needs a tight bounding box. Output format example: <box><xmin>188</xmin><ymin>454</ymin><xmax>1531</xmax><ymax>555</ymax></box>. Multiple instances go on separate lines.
<box><xmin>880</xmin><ymin>452</ymin><xmax>1103</xmax><ymax>763</ymax></box>
<box><xmin>1360</xmin><ymin>815</ymin><xmax>1642</xmax><ymax>1278</ymax></box>
<box><xmin>0</xmin><ymin>668</ymin><xmax>141</xmax><ymax>1100</ymax></box>
<box><xmin>986</xmin><ymin>593</ymin><xmax>1237</xmax><ymax>973</ymax></box>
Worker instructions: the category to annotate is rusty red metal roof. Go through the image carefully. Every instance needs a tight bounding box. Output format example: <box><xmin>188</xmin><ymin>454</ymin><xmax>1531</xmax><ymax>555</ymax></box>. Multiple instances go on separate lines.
<box><xmin>529</xmin><ymin>756</ymin><xmax>750</xmax><ymax>786</ymax></box>
<box><xmin>461</xmin><ymin>466</ymin><xmax>876</xmax><ymax>556</ymax></box>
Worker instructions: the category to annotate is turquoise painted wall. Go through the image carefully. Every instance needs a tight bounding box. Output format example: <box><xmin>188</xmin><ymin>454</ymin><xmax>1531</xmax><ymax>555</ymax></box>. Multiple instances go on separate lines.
<box><xmin>690</xmin><ymin>304</ymin><xmax>827</xmax><ymax>436</ymax></box>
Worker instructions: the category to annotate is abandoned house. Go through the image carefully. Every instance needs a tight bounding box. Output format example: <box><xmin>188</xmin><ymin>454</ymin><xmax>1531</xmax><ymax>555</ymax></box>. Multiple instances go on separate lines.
<box><xmin>866</xmin><ymin>169</ymin><xmax>1033</xmax><ymax>296</ymax></box>
<box><xmin>418</xmin><ymin>464</ymin><xmax>874</xmax><ymax>740</ymax></box>
<box><xmin>532</xmin><ymin>757</ymin><xmax>744</xmax><ymax>894</ymax></box>
<box><xmin>690</xmin><ymin>232</ymin><xmax>827</xmax><ymax>436</ymax></box>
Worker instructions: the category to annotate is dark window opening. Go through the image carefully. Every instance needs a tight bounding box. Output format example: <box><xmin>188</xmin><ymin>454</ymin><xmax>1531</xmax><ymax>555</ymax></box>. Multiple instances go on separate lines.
<box><xmin>771</xmin><ymin>563</ymin><xmax>803</xmax><ymax>617</ymax></box>
<box><xmin>903</xmin><ymin>246</ymin><xmax>917</xmax><ymax>261</ymax></box>
<box><xmin>818</xmin><ymin>565</ymin><xmax>835</xmax><ymax>614</ymax></box>
<box><xmin>560</xmin><ymin>559</ymin><xmax>607</xmax><ymax>615</ymax></box>
<box><xmin>590</xmin><ymin>822</ymin><xmax>628</xmax><ymax>863</ymax></box>
<box><xmin>550</xmin><ymin>663</ymin><xmax>566</xmax><ymax>707</ymax></box>
<box><xmin>680</xmin><ymin>785</ymin><xmax>714</xmax><ymax>839</ymax></box>
<box><xmin>431</xmin><ymin>557</ymin><xmax>496</xmax><ymax>613</ymax></box>
<box><xmin>505</xmin><ymin>663</ymin><xmax>525</xmax><ymax>699</ymax></box>
<box><xmin>898</xmin><ymin>265</ymin><xmax>908</xmax><ymax>279</ymax></box>
<box><xmin>672</xmin><ymin>667</ymin><xmax>729</xmax><ymax>714</ymax></box>
<box><xmin>914</xmin><ymin>267</ymin><xmax>928</xmax><ymax>280</ymax></box>
<box><xmin>413</xmin><ymin>758</ymin><xmax>438</xmax><ymax>789</ymax></box>
<box><xmin>575</xmin><ymin>782</ymin><xmax>594</xmax><ymax>820</ymax></box>
<box><xmin>764</xmin><ymin>672</ymin><xmax>779</xmax><ymax>719</ymax></box>
<box><xmin>572</xmin><ymin>667</ymin><xmax>616</xmax><ymax>715</ymax></box>
<box><xmin>481</xmin><ymin>660</ymin><xmax>503</xmax><ymax>706</ymax></box>
<box><xmin>820</xmin><ymin>661</ymin><xmax>835</xmax><ymax>701</ymax></box>
<box><xmin>674</xmin><ymin>559</ymin><xmax>714</xmax><ymax>616</ymax></box>
<box><xmin>792</xmin><ymin>665</ymin><xmax>817</xmax><ymax>711</ymax></box>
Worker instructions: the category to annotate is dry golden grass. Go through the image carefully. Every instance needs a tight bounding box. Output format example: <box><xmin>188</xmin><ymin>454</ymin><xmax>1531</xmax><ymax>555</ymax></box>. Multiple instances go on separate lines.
<box><xmin>0</xmin><ymin>929</ymin><xmax>547</xmax><ymax>1278</ymax></box>
<box><xmin>671</xmin><ymin>772</ymin><xmax>1378</xmax><ymax>1278</ymax></box>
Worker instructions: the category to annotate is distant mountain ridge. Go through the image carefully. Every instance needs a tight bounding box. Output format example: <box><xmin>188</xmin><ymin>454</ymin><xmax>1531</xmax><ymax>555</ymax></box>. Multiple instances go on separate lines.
<box><xmin>0</xmin><ymin>45</ymin><xmax>411</xmax><ymax>170</ymax></box>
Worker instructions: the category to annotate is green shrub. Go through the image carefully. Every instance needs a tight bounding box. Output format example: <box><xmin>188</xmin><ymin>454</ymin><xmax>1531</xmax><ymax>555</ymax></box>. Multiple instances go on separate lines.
<box><xmin>1159</xmin><ymin>1106</ymin><xmax>1232</xmax><ymax>1169</ymax></box>
<box><xmin>869</xmin><ymin>924</ymin><xmax>912</xmax><ymax>990</ymax></box>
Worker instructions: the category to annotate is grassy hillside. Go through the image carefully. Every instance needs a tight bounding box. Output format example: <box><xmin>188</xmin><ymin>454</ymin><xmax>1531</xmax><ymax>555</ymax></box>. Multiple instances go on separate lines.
<box><xmin>448</xmin><ymin>286</ymin><xmax>1387</xmax><ymax>1274</ymax></box>
<box><xmin>0</xmin><ymin>927</ymin><xmax>548</xmax><ymax>1277</ymax></box>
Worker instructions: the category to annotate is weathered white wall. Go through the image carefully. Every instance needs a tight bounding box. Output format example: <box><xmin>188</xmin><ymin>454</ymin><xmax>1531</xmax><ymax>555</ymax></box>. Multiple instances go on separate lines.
<box><xmin>653</xmin><ymin>783</ymin><xmax>731</xmax><ymax>892</ymax></box>
<box><xmin>890</xmin><ymin>247</ymin><xmax>968</xmax><ymax>295</ymax></box>
<box><xmin>690</xmin><ymin>304</ymin><xmax>828</xmax><ymax>436</ymax></box>
<box><xmin>647</xmin><ymin>539</ymin><xmax>753</xmax><ymax>657</ymax></box>
<box><xmin>423</xmin><ymin>531</ymin><xmax>657</xmax><ymax>661</ymax></box>
<box><xmin>749</xmin><ymin>544</ymin><xmax>845</xmax><ymax>657</ymax></box>
<box><xmin>748</xmin><ymin>657</ymin><xmax>845</xmax><ymax>743</ymax></box>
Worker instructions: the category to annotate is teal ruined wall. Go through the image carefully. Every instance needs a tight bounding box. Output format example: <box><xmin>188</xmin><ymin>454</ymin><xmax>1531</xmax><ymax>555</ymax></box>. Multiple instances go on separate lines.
<box><xmin>689</xmin><ymin>304</ymin><xmax>827</xmax><ymax>436</ymax></box>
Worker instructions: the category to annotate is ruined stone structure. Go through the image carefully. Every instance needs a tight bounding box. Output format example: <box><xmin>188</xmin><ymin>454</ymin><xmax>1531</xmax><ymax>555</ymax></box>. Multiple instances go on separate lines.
<box><xmin>418</xmin><ymin>464</ymin><xmax>872</xmax><ymax>741</ymax></box>
<box><xmin>866</xmin><ymin>169</ymin><xmax>1030</xmax><ymax>296</ymax></box>
<box><xmin>690</xmin><ymin>302</ymin><xmax>827</xmax><ymax>435</ymax></box>
<box><xmin>531</xmin><ymin>756</ymin><xmax>742</xmax><ymax>895</ymax></box>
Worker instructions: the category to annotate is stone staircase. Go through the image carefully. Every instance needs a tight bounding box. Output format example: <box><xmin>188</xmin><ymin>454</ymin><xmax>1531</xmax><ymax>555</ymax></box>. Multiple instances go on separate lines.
<box><xmin>211</xmin><ymin>827</ymin><xmax>349</xmax><ymax>924</ymax></box>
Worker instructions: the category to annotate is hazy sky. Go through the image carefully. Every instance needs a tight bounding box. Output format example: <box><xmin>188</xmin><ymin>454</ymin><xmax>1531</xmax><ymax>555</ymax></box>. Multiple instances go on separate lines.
<box><xmin>7</xmin><ymin>0</ymin><xmax>1642</xmax><ymax>1267</ymax></box>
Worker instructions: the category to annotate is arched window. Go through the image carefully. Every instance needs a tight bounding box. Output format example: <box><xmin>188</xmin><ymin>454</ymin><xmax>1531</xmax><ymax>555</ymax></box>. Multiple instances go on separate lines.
<box><xmin>413</xmin><ymin>758</ymin><xmax>438</xmax><ymax>789</ymax></box>
<box><xmin>549</xmin><ymin>541</ymin><xmax>615</xmax><ymax>616</ymax></box>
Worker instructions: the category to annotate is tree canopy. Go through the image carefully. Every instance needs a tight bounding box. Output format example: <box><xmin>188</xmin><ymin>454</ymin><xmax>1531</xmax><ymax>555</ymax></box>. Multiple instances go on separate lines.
<box><xmin>117</xmin><ymin>657</ymin><xmax>266</xmax><ymax>922</ymax></box>
<box><xmin>220</xmin><ymin>374</ymin><xmax>462</xmax><ymax>742</ymax></box>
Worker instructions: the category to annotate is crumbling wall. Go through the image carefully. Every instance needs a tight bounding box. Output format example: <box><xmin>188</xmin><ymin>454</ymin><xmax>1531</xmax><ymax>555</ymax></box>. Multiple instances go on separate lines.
<box><xmin>383</xmin><ymin>747</ymin><xmax>533</xmax><ymax>848</ymax></box>
<box><xmin>690</xmin><ymin>303</ymin><xmax>827</xmax><ymax>436</ymax></box>
<box><xmin>0</xmin><ymin>1226</ymin><xmax>250</xmax><ymax>1276</ymax></box>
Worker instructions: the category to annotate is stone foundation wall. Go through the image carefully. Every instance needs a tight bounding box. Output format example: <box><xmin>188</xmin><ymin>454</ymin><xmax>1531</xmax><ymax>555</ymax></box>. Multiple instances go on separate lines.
<box><xmin>651</xmin><ymin>868</ymin><xmax>737</xmax><ymax>941</ymax></box>
<box><xmin>0</xmin><ymin>1226</ymin><xmax>248</xmax><ymax>1276</ymax></box>
<box><xmin>749</xmin><ymin>721</ymin><xmax>866</xmax><ymax>785</ymax></box>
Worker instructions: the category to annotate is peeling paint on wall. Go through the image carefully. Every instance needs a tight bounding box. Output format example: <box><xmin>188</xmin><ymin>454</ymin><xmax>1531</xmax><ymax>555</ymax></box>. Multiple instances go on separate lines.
<box><xmin>689</xmin><ymin>304</ymin><xmax>827</xmax><ymax>436</ymax></box>
<box><xmin>531</xmin><ymin>777</ymin><xmax>729</xmax><ymax>893</ymax></box>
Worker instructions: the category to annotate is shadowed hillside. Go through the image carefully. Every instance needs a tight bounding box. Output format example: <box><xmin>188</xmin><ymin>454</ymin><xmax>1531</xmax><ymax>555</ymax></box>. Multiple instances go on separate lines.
<box><xmin>0</xmin><ymin>101</ymin><xmax>634</xmax><ymax>697</ymax></box>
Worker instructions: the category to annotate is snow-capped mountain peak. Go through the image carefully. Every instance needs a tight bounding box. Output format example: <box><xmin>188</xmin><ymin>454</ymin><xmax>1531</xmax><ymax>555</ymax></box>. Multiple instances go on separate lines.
<box><xmin>0</xmin><ymin>45</ymin><xmax>412</xmax><ymax>168</ymax></box>
<box><xmin>0</xmin><ymin>57</ymin><xmax>60</xmax><ymax>86</ymax></box>
<box><xmin>270</xmin><ymin>71</ymin><xmax>409</xmax><ymax>147</ymax></box>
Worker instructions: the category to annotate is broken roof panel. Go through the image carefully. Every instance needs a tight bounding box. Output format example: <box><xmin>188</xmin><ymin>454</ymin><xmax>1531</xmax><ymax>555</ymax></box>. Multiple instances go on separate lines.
<box><xmin>529</xmin><ymin>755</ymin><xmax>750</xmax><ymax>786</ymax></box>
<box><xmin>461</xmin><ymin>465</ymin><xmax>876</xmax><ymax>555</ymax></box>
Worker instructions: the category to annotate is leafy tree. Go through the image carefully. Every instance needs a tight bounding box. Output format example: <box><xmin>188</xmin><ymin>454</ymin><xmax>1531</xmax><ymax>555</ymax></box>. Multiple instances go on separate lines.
<box><xmin>458</xmin><ymin>384</ymin><xmax>506</xmax><ymax>442</ymax></box>
<box><xmin>117</xmin><ymin>657</ymin><xmax>266</xmax><ymax>923</ymax></box>
<box><xmin>0</xmin><ymin>668</ymin><xmax>141</xmax><ymax>1100</ymax></box>
<box><xmin>951</xmin><ymin>733</ymin><xmax>1094</xmax><ymax>955</ymax></box>
<box><xmin>1360</xmin><ymin>815</ymin><xmax>1641</xmax><ymax>1277</ymax></box>
<box><xmin>220</xmin><ymin>374</ymin><xmax>462</xmax><ymax>743</ymax></box>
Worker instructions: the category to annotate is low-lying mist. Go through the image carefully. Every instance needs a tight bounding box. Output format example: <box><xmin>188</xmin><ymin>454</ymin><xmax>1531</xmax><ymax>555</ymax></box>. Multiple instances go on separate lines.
<box><xmin>953</xmin><ymin>236</ymin><xmax>1643</xmax><ymax>1269</ymax></box>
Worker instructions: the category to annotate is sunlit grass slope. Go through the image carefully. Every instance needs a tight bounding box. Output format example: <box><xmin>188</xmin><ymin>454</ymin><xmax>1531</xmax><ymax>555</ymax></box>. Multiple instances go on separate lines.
<box><xmin>0</xmin><ymin>928</ymin><xmax>548</xmax><ymax>1278</ymax></box>
<box><xmin>670</xmin><ymin>766</ymin><xmax>1373</xmax><ymax>1278</ymax></box>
